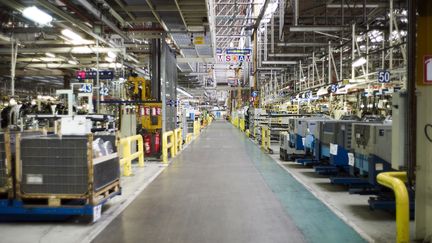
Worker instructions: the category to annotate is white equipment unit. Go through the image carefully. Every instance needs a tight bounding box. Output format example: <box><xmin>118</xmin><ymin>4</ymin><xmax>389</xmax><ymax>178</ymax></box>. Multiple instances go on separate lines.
<box><xmin>391</xmin><ymin>91</ymin><xmax>407</xmax><ymax>170</ymax></box>
<box><xmin>60</xmin><ymin>116</ymin><xmax>92</xmax><ymax>135</ymax></box>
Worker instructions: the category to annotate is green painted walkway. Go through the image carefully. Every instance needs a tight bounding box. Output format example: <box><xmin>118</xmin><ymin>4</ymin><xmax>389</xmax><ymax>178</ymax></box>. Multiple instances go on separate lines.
<box><xmin>94</xmin><ymin>121</ymin><xmax>365</xmax><ymax>243</ymax></box>
<box><xmin>238</xmin><ymin>125</ymin><xmax>365</xmax><ymax>243</ymax></box>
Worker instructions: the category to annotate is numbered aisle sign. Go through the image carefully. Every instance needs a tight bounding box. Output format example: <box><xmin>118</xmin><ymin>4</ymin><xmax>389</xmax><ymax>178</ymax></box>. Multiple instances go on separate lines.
<box><xmin>100</xmin><ymin>86</ymin><xmax>109</xmax><ymax>96</ymax></box>
<box><xmin>80</xmin><ymin>83</ymin><xmax>93</xmax><ymax>93</ymax></box>
<box><xmin>378</xmin><ymin>70</ymin><xmax>391</xmax><ymax>83</ymax></box>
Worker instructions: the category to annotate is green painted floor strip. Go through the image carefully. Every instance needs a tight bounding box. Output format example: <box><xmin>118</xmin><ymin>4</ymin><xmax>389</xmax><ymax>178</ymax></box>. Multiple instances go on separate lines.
<box><xmin>236</xmin><ymin>129</ymin><xmax>366</xmax><ymax>243</ymax></box>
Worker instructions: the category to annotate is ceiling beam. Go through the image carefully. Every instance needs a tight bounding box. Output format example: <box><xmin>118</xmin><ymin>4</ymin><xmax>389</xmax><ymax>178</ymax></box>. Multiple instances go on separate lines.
<box><xmin>276</xmin><ymin>42</ymin><xmax>328</xmax><ymax>47</ymax></box>
<box><xmin>268</xmin><ymin>53</ymin><xmax>311</xmax><ymax>57</ymax></box>
<box><xmin>326</xmin><ymin>3</ymin><xmax>386</xmax><ymax>8</ymax></box>
<box><xmin>289</xmin><ymin>26</ymin><xmax>350</xmax><ymax>32</ymax></box>
<box><xmin>177</xmin><ymin>57</ymin><xmax>214</xmax><ymax>63</ymax></box>
<box><xmin>0</xmin><ymin>47</ymin><xmax>124</xmax><ymax>54</ymax></box>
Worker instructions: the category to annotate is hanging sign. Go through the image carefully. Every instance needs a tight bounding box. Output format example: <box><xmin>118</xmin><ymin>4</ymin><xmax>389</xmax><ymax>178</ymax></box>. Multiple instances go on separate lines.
<box><xmin>378</xmin><ymin>70</ymin><xmax>391</xmax><ymax>83</ymax></box>
<box><xmin>77</xmin><ymin>70</ymin><xmax>114</xmax><ymax>80</ymax></box>
<box><xmin>330</xmin><ymin>84</ymin><xmax>339</xmax><ymax>93</ymax></box>
<box><xmin>424</xmin><ymin>56</ymin><xmax>432</xmax><ymax>84</ymax></box>
<box><xmin>100</xmin><ymin>86</ymin><xmax>109</xmax><ymax>96</ymax></box>
<box><xmin>193</xmin><ymin>36</ymin><xmax>205</xmax><ymax>45</ymax></box>
<box><xmin>216</xmin><ymin>48</ymin><xmax>252</xmax><ymax>63</ymax></box>
<box><xmin>79</xmin><ymin>83</ymin><xmax>93</xmax><ymax>93</ymax></box>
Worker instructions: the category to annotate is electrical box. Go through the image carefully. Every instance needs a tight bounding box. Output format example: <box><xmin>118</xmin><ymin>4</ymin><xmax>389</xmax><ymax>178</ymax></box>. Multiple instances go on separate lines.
<box><xmin>141</xmin><ymin>102</ymin><xmax>162</xmax><ymax>131</ymax></box>
<box><xmin>352</xmin><ymin>123</ymin><xmax>392</xmax><ymax>163</ymax></box>
<box><xmin>391</xmin><ymin>91</ymin><xmax>407</xmax><ymax>170</ymax></box>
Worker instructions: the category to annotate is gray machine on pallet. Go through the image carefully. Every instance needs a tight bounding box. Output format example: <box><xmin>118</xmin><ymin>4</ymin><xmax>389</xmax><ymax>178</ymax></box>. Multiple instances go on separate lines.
<box><xmin>279</xmin><ymin>131</ymin><xmax>290</xmax><ymax>160</ymax></box>
<box><xmin>17</xmin><ymin>134</ymin><xmax>120</xmax><ymax>198</ymax></box>
<box><xmin>351</xmin><ymin>123</ymin><xmax>392</xmax><ymax>186</ymax></box>
<box><xmin>320</xmin><ymin>120</ymin><xmax>357</xmax><ymax>153</ymax></box>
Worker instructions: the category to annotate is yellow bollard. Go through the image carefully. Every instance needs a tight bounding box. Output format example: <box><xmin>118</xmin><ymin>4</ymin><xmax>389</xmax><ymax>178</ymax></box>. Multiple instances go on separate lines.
<box><xmin>377</xmin><ymin>172</ymin><xmax>410</xmax><ymax>243</ymax></box>
<box><xmin>174</xmin><ymin>128</ymin><xmax>183</xmax><ymax>155</ymax></box>
<box><xmin>186</xmin><ymin>133</ymin><xmax>193</xmax><ymax>144</ymax></box>
<box><xmin>193</xmin><ymin>121</ymin><xmax>200</xmax><ymax>138</ymax></box>
<box><xmin>162</xmin><ymin>131</ymin><xmax>175</xmax><ymax>163</ymax></box>
<box><xmin>119</xmin><ymin>135</ymin><xmax>145</xmax><ymax>176</ymax></box>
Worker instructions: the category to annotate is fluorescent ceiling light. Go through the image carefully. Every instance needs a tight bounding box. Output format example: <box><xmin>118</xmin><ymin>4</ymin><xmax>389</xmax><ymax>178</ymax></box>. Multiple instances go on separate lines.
<box><xmin>262</xmin><ymin>61</ymin><xmax>297</xmax><ymax>65</ymax></box>
<box><xmin>22</xmin><ymin>6</ymin><xmax>52</xmax><ymax>26</ymax></box>
<box><xmin>105</xmin><ymin>56</ymin><xmax>115</xmax><ymax>63</ymax></box>
<box><xmin>109</xmin><ymin>63</ymin><xmax>123</xmax><ymax>68</ymax></box>
<box><xmin>61</xmin><ymin>29</ymin><xmax>86</xmax><ymax>43</ymax></box>
<box><xmin>107</xmin><ymin>51</ymin><xmax>117</xmax><ymax>59</ymax></box>
<box><xmin>352</xmin><ymin>57</ymin><xmax>366</xmax><ymax>67</ymax></box>
<box><xmin>45</xmin><ymin>52</ymin><xmax>55</xmax><ymax>58</ymax></box>
<box><xmin>68</xmin><ymin>60</ymin><xmax>78</xmax><ymax>65</ymax></box>
<box><xmin>177</xmin><ymin>88</ymin><xmax>193</xmax><ymax>98</ymax></box>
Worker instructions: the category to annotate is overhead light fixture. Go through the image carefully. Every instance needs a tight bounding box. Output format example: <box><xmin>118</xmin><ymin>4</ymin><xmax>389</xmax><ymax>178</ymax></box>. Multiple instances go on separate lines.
<box><xmin>105</xmin><ymin>56</ymin><xmax>115</xmax><ymax>63</ymax></box>
<box><xmin>61</xmin><ymin>29</ymin><xmax>91</xmax><ymax>44</ymax></box>
<box><xmin>352</xmin><ymin>57</ymin><xmax>367</xmax><ymax>67</ymax></box>
<box><xmin>22</xmin><ymin>6</ymin><xmax>53</xmax><ymax>26</ymax></box>
<box><xmin>107</xmin><ymin>51</ymin><xmax>117</xmax><ymax>59</ymax></box>
<box><xmin>289</xmin><ymin>26</ymin><xmax>348</xmax><ymax>32</ymax></box>
<box><xmin>45</xmin><ymin>52</ymin><xmax>55</xmax><ymax>58</ymax></box>
<box><xmin>262</xmin><ymin>61</ymin><xmax>297</xmax><ymax>65</ymax></box>
<box><xmin>177</xmin><ymin>88</ymin><xmax>193</xmax><ymax>98</ymax></box>
<box><xmin>68</xmin><ymin>60</ymin><xmax>78</xmax><ymax>65</ymax></box>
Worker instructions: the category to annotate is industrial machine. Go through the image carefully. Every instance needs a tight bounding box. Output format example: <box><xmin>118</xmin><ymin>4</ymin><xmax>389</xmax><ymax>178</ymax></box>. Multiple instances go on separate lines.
<box><xmin>350</xmin><ymin>123</ymin><xmax>393</xmax><ymax>187</ymax></box>
<box><xmin>296</xmin><ymin>118</ymin><xmax>329</xmax><ymax>165</ymax></box>
<box><xmin>314</xmin><ymin>120</ymin><xmax>358</xmax><ymax>175</ymax></box>
<box><xmin>279</xmin><ymin>131</ymin><xmax>290</xmax><ymax>161</ymax></box>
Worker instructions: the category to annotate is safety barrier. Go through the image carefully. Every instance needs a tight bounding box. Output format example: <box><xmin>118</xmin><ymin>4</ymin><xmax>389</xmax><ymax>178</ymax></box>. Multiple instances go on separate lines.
<box><xmin>377</xmin><ymin>172</ymin><xmax>409</xmax><ymax>243</ymax></box>
<box><xmin>261</xmin><ymin>126</ymin><xmax>271</xmax><ymax>151</ymax></box>
<box><xmin>174</xmin><ymin>128</ymin><xmax>182</xmax><ymax>155</ymax></box>
<box><xmin>239</xmin><ymin>119</ymin><xmax>245</xmax><ymax>132</ymax></box>
<box><xmin>162</xmin><ymin>131</ymin><xmax>175</xmax><ymax>163</ymax></box>
<box><xmin>193</xmin><ymin>121</ymin><xmax>201</xmax><ymax>138</ymax></box>
<box><xmin>254</xmin><ymin>126</ymin><xmax>259</xmax><ymax>142</ymax></box>
<box><xmin>118</xmin><ymin>135</ymin><xmax>144</xmax><ymax>176</ymax></box>
<box><xmin>186</xmin><ymin>133</ymin><xmax>193</xmax><ymax>144</ymax></box>
<box><xmin>245</xmin><ymin>129</ymin><xmax>250</xmax><ymax>137</ymax></box>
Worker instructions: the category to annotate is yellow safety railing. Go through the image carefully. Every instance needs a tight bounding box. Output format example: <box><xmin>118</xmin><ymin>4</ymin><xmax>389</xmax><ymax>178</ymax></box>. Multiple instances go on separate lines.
<box><xmin>254</xmin><ymin>126</ymin><xmax>259</xmax><ymax>142</ymax></box>
<box><xmin>245</xmin><ymin>129</ymin><xmax>250</xmax><ymax>137</ymax></box>
<box><xmin>377</xmin><ymin>172</ymin><xmax>409</xmax><ymax>243</ymax></box>
<box><xmin>186</xmin><ymin>133</ymin><xmax>193</xmax><ymax>144</ymax></box>
<box><xmin>261</xmin><ymin>126</ymin><xmax>271</xmax><ymax>151</ymax></box>
<box><xmin>193</xmin><ymin>121</ymin><xmax>201</xmax><ymax>138</ymax></box>
<box><xmin>174</xmin><ymin>128</ymin><xmax>183</xmax><ymax>155</ymax></box>
<box><xmin>118</xmin><ymin>135</ymin><xmax>144</xmax><ymax>176</ymax></box>
<box><xmin>162</xmin><ymin>131</ymin><xmax>175</xmax><ymax>163</ymax></box>
<box><xmin>239</xmin><ymin>119</ymin><xmax>245</xmax><ymax>132</ymax></box>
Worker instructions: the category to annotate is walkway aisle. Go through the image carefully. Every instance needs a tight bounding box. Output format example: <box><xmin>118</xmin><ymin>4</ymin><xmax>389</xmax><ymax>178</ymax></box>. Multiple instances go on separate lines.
<box><xmin>93</xmin><ymin>121</ymin><xmax>365</xmax><ymax>243</ymax></box>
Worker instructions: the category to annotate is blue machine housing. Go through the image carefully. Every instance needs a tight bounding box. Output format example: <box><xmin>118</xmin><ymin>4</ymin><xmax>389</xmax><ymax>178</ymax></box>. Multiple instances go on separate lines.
<box><xmin>314</xmin><ymin>120</ymin><xmax>358</xmax><ymax>175</ymax></box>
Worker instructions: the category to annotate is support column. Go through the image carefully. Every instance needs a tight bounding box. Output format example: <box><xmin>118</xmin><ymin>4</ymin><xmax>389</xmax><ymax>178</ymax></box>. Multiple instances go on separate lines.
<box><xmin>415</xmin><ymin>0</ymin><xmax>432</xmax><ymax>240</ymax></box>
<box><xmin>151</xmin><ymin>39</ymin><xmax>161</xmax><ymax>101</ymax></box>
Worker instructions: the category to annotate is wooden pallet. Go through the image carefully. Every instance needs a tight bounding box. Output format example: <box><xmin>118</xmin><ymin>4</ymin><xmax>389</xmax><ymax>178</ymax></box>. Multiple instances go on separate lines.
<box><xmin>19</xmin><ymin>181</ymin><xmax>121</xmax><ymax>207</ymax></box>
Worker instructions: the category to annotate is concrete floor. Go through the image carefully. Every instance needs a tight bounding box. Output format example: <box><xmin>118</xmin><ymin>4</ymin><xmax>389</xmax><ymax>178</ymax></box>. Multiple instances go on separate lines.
<box><xmin>93</xmin><ymin>121</ymin><xmax>364</xmax><ymax>243</ymax></box>
<box><xmin>0</xmin><ymin>162</ymin><xmax>165</xmax><ymax>243</ymax></box>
